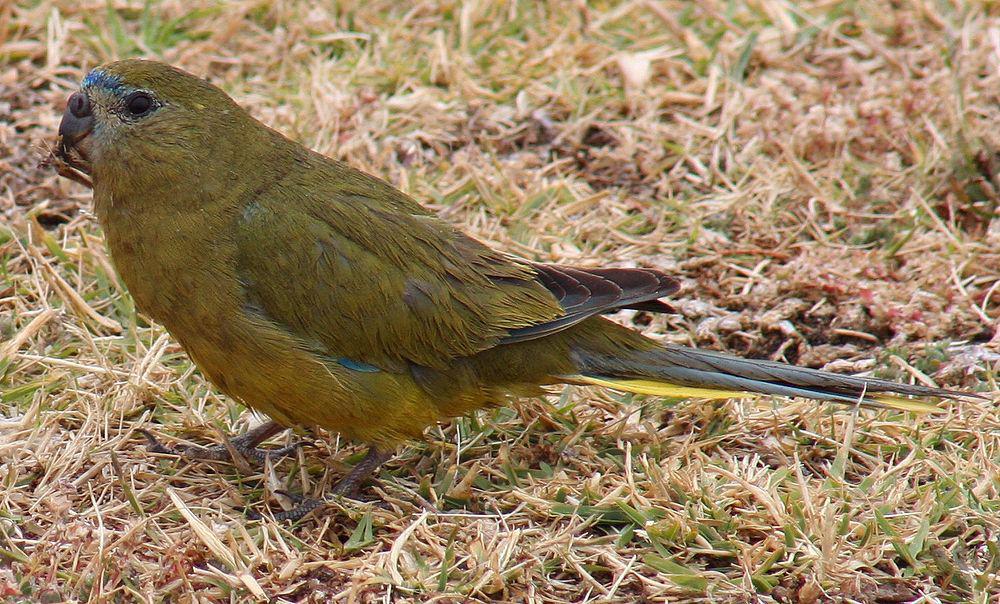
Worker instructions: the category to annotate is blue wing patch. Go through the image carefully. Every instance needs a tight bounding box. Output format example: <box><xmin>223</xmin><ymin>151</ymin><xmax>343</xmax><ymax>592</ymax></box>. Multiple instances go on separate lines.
<box><xmin>336</xmin><ymin>357</ymin><xmax>380</xmax><ymax>373</ymax></box>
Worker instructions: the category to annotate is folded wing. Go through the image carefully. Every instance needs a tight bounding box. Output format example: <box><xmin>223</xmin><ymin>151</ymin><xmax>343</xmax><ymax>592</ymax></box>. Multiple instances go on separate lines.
<box><xmin>234</xmin><ymin>171</ymin><xmax>677</xmax><ymax>370</ymax></box>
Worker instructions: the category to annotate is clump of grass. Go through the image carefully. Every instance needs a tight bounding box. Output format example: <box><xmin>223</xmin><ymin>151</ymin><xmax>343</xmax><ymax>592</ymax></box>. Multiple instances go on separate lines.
<box><xmin>1</xmin><ymin>1</ymin><xmax>998</xmax><ymax>601</ymax></box>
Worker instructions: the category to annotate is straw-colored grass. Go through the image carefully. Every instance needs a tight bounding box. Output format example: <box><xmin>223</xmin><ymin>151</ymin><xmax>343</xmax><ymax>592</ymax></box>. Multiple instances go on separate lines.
<box><xmin>3</xmin><ymin>1</ymin><xmax>999</xmax><ymax>602</ymax></box>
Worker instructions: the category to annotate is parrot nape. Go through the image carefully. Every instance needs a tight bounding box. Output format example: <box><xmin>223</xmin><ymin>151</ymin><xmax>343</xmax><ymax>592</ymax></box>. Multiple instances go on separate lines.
<box><xmin>54</xmin><ymin>60</ymin><xmax>974</xmax><ymax>520</ymax></box>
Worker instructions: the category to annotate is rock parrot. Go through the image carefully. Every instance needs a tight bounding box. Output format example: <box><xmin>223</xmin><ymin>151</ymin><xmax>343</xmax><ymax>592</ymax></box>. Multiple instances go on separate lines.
<box><xmin>54</xmin><ymin>60</ymin><xmax>970</xmax><ymax>519</ymax></box>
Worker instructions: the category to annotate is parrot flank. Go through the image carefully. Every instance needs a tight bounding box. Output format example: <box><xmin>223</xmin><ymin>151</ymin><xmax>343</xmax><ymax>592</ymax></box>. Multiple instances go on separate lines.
<box><xmin>55</xmin><ymin>60</ymin><xmax>972</xmax><ymax>518</ymax></box>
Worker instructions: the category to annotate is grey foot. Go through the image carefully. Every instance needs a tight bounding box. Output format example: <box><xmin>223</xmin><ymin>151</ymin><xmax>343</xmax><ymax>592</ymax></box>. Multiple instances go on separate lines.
<box><xmin>247</xmin><ymin>447</ymin><xmax>392</xmax><ymax>522</ymax></box>
<box><xmin>139</xmin><ymin>420</ymin><xmax>304</xmax><ymax>465</ymax></box>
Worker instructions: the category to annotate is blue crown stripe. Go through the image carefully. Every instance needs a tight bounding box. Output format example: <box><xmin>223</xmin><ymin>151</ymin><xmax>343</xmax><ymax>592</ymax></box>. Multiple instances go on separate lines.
<box><xmin>82</xmin><ymin>69</ymin><xmax>125</xmax><ymax>92</ymax></box>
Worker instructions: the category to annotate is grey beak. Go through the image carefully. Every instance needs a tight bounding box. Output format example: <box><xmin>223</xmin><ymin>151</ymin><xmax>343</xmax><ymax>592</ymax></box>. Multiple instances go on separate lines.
<box><xmin>59</xmin><ymin>91</ymin><xmax>94</xmax><ymax>144</ymax></box>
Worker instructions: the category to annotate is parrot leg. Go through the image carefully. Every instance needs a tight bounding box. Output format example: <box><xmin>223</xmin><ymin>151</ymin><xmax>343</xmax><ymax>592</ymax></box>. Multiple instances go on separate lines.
<box><xmin>330</xmin><ymin>447</ymin><xmax>393</xmax><ymax>497</ymax></box>
<box><xmin>139</xmin><ymin>420</ymin><xmax>305</xmax><ymax>465</ymax></box>
<box><xmin>248</xmin><ymin>447</ymin><xmax>392</xmax><ymax>522</ymax></box>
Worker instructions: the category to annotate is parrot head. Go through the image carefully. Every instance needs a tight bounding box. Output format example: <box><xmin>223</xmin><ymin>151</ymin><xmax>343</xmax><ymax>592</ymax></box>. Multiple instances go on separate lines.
<box><xmin>57</xmin><ymin>59</ymin><xmax>258</xmax><ymax>189</ymax></box>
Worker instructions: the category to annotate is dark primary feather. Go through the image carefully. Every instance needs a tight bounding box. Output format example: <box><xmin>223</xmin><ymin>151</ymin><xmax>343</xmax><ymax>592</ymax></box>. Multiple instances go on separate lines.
<box><xmin>502</xmin><ymin>265</ymin><xmax>678</xmax><ymax>344</ymax></box>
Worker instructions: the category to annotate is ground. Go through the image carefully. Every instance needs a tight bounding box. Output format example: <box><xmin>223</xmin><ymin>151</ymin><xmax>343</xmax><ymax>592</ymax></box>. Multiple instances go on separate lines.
<box><xmin>1</xmin><ymin>1</ymin><xmax>999</xmax><ymax>602</ymax></box>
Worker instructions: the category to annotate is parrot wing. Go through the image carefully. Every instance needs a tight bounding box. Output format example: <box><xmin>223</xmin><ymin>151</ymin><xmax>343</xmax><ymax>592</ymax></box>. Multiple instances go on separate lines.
<box><xmin>233</xmin><ymin>168</ymin><xmax>676</xmax><ymax>370</ymax></box>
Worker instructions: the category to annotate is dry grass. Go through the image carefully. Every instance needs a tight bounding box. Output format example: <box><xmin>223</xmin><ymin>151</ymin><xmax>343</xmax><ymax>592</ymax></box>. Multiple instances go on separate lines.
<box><xmin>2</xmin><ymin>1</ymin><xmax>1000</xmax><ymax>602</ymax></box>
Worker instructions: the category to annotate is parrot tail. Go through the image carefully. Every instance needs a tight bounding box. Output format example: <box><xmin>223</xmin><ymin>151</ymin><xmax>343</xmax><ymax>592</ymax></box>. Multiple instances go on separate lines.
<box><xmin>563</xmin><ymin>342</ymin><xmax>977</xmax><ymax>413</ymax></box>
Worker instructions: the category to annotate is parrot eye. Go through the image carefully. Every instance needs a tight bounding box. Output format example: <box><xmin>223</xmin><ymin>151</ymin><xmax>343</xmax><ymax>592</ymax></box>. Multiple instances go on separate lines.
<box><xmin>124</xmin><ymin>91</ymin><xmax>155</xmax><ymax>117</ymax></box>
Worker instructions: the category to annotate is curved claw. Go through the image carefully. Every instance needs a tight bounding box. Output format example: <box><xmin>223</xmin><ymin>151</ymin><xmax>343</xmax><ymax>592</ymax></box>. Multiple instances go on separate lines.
<box><xmin>137</xmin><ymin>428</ymin><xmax>180</xmax><ymax>455</ymax></box>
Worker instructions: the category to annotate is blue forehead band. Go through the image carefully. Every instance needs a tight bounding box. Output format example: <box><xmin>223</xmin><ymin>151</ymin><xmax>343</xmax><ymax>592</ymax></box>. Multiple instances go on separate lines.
<box><xmin>82</xmin><ymin>70</ymin><xmax>125</xmax><ymax>93</ymax></box>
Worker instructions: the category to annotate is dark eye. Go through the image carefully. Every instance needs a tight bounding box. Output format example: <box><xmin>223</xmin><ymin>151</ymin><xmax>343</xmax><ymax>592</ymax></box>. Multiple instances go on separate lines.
<box><xmin>124</xmin><ymin>92</ymin><xmax>155</xmax><ymax>117</ymax></box>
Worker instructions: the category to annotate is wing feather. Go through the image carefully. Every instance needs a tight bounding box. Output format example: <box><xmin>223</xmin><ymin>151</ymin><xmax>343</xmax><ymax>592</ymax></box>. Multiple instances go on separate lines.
<box><xmin>234</xmin><ymin>162</ymin><xmax>678</xmax><ymax>368</ymax></box>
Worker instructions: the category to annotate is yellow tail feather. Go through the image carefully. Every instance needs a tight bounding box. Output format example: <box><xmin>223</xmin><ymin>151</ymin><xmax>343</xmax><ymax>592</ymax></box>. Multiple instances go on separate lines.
<box><xmin>563</xmin><ymin>375</ymin><xmax>750</xmax><ymax>400</ymax></box>
<box><xmin>870</xmin><ymin>394</ymin><xmax>942</xmax><ymax>413</ymax></box>
<box><xmin>563</xmin><ymin>375</ymin><xmax>943</xmax><ymax>414</ymax></box>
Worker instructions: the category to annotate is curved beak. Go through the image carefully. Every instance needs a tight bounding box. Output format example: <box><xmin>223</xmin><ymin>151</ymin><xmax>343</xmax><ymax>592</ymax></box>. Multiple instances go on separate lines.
<box><xmin>56</xmin><ymin>91</ymin><xmax>94</xmax><ymax>178</ymax></box>
<box><xmin>59</xmin><ymin>91</ymin><xmax>94</xmax><ymax>145</ymax></box>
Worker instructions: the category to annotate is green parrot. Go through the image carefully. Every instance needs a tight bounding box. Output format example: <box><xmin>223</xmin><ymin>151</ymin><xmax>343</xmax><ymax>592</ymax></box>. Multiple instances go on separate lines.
<box><xmin>55</xmin><ymin>60</ymin><xmax>970</xmax><ymax>519</ymax></box>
